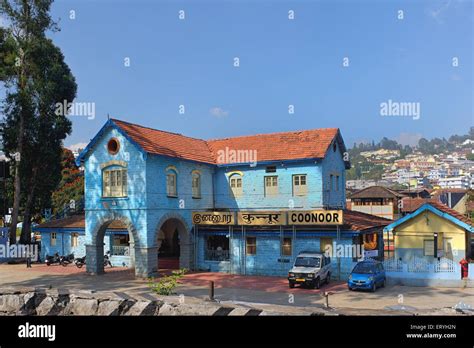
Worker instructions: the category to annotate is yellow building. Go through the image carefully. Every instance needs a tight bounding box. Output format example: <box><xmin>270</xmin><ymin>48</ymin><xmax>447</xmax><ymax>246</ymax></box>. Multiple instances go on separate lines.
<box><xmin>384</xmin><ymin>202</ymin><xmax>473</xmax><ymax>263</ymax></box>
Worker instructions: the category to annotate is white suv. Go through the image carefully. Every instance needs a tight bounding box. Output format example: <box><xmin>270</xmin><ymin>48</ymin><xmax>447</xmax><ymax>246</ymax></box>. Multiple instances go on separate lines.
<box><xmin>288</xmin><ymin>251</ymin><xmax>331</xmax><ymax>289</ymax></box>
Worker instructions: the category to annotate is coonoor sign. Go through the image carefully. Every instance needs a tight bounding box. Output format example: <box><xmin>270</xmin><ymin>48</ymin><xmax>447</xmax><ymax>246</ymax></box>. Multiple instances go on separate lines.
<box><xmin>288</xmin><ymin>210</ymin><xmax>343</xmax><ymax>225</ymax></box>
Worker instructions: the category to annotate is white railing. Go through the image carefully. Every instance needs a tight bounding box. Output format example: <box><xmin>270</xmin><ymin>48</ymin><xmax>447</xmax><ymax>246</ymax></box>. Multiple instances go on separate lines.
<box><xmin>205</xmin><ymin>249</ymin><xmax>230</xmax><ymax>261</ymax></box>
<box><xmin>407</xmin><ymin>257</ymin><xmax>430</xmax><ymax>273</ymax></box>
<box><xmin>111</xmin><ymin>246</ymin><xmax>129</xmax><ymax>256</ymax></box>
<box><xmin>383</xmin><ymin>257</ymin><xmax>403</xmax><ymax>272</ymax></box>
<box><xmin>435</xmin><ymin>257</ymin><xmax>456</xmax><ymax>273</ymax></box>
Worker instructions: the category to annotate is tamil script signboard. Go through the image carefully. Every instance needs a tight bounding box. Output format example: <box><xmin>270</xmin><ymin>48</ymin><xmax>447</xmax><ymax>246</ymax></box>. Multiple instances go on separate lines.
<box><xmin>237</xmin><ymin>211</ymin><xmax>287</xmax><ymax>225</ymax></box>
<box><xmin>192</xmin><ymin>210</ymin><xmax>343</xmax><ymax>226</ymax></box>
<box><xmin>192</xmin><ymin>212</ymin><xmax>235</xmax><ymax>225</ymax></box>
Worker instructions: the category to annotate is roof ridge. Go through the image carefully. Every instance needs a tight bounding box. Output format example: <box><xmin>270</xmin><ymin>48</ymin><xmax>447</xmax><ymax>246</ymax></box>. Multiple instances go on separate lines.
<box><xmin>111</xmin><ymin>118</ymin><xmax>208</xmax><ymax>143</ymax></box>
<box><xmin>113</xmin><ymin>117</ymin><xmax>339</xmax><ymax>143</ymax></box>
<box><xmin>206</xmin><ymin>127</ymin><xmax>339</xmax><ymax>143</ymax></box>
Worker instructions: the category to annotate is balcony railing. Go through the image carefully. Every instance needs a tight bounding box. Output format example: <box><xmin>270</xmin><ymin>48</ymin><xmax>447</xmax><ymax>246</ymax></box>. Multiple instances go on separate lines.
<box><xmin>205</xmin><ymin>249</ymin><xmax>229</xmax><ymax>261</ymax></box>
<box><xmin>111</xmin><ymin>245</ymin><xmax>130</xmax><ymax>256</ymax></box>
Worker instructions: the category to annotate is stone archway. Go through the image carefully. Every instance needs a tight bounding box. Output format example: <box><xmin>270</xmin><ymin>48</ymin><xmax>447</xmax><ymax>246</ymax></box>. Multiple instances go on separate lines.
<box><xmin>155</xmin><ymin>213</ymin><xmax>193</xmax><ymax>270</ymax></box>
<box><xmin>86</xmin><ymin>213</ymin><xmax>145</xmax><ymax>276</ymax></box>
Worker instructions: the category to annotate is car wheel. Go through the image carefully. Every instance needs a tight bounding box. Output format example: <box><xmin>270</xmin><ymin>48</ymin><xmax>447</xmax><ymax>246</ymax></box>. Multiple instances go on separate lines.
<box><xmin>289</xmin><ymin>282</ymin><xmax>294</xmax><ymax>289</ymax></box>
<box><xmin>326</xmin><ymin>272</ymin><xmax>331</xmax><ymax>284</ymax></box>
<box><xmin>371</xmin><ymin>282</ymin><xmax>376</xmax><ymax>292</ymax></box>
<box><xmin>315</xmin><ymin>278</ymin><xmax>321</xmax><ymax>289</ymax></box>
<box><xmin>348</xmin><ymin>286</ymin><xmax>353</xmax><ymax>291</ymax></box>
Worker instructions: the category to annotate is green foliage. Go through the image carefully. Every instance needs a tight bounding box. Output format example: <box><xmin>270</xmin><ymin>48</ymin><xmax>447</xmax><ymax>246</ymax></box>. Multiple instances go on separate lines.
<box><xmin>148</xmin><ymin>268</ymin><xmax>188</xmax><ymax>296</ymax></box>
<box><xmin>52</xmin><ymin>148</ymin><xmax>84</xmax><ymax>213</ymax></box>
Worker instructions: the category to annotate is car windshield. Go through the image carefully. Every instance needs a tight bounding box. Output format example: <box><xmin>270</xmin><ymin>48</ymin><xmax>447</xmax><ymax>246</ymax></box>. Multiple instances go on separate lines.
<box><xmin>352</xmin><ymin>263</ymin><xmax>377</xmax><ymax>274</ymax></box>
<box><xmin>294</xmin><ymin>257</ymin><xmax>320</xmax><ymax>268</ymax></box>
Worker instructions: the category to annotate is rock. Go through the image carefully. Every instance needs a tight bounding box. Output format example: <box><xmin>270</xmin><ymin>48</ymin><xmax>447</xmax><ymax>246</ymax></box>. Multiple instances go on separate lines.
<box><xmin>35</xmin><ymin>296</ymin><xmax>57</xmax><ymax>316</ymax></box>
<box><xmin>124</xmin><ymin>300</ymin><xmax>159</xmax><ymax>316</ymax></box>
<box><xmin>0</xmin><ymin>294</ymin><xmax>24</xmax><ymax>313</ymax></box>
<box><xmin>66</xmin><ymin>297</ymin><xmax>98</xmax><ymax>315</ymax></box>
<box><xmin>98</xmin><ymin>300</ymin><xmax>122</xmax><ymax>316</ymax></box>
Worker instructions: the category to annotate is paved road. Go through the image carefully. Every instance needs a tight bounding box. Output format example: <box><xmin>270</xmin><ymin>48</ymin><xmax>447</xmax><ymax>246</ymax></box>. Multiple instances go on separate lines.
<box><xmin>0</xmin><ymin>264</ymin><xmax>473</xmax><ymax>315</ymax></box>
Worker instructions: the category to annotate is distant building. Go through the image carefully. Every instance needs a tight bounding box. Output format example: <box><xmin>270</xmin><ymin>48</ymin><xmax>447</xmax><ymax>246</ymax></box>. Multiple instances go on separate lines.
<box><xmin>399</xmin><ymin>188</ymin><xmax>431</xmax><ymax>199</ymax></box>
<box><xmin>438</xmin><ymin>176</ymin><xmax>470</xmax><ymax>190</ymax></box>
<box><xmin>348</xmin><ymin>186</ymin><xmax>406</xmax><ymax>258</ymax></box>
<box><xmin>348</xmin><ymin>186</ymin><xmax>405</xmax><ymax>220</ymax></box>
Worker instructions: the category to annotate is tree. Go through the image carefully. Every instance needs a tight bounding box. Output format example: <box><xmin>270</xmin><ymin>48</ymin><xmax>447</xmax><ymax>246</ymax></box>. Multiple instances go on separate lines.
<box><xmin>0</xmin><ymin>0</ymin><xmax>76</xmax><ymax>243</ymax></box>
<box><xmin>52</xmin><ymin>148</ymin><xmax>84</xmax><ymax>214</ymax></box>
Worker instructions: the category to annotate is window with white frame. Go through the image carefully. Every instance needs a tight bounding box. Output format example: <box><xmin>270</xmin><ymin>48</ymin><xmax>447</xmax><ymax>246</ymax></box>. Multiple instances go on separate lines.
<box><xmin>167</xmin><ymin>171</ymin><xmax>177</xmax><ymax>197</ymax></box>
<box><xmin>192</xmin><ymin>172</ymin><xmax>201</xmax><ymax>198</ymax></box>
<box><xmin>103</xmin><ymin>167</ymin><xmax>127</xmax><ymax>197</ymax></box>
<box><xmin>423</xmin><ymin>240</ymin><xmax>434</xmax><ymax>256</ymax></box>
<box><xmin>264</xmin><ymin>176</ymin><xmax>278</xmax><ymax>196</ymax></box>
<box><xmin>51</xmin><ymin>232</ymin><xmax>57</xmax><ymax>246</ymax></box>
<box><xmin>229</xmin><ymin>174</ymin><xmax>242</xmax><ymax>196</ymax></box>
<box><xmin>293</xmin><ymin>174</ymin><xmax>307</xmax><ymax>196</ymax></box>
<box><xmin>71</xmin><ymin>233</ymin><xmax>79</xmax><ymax>247</ymax></box>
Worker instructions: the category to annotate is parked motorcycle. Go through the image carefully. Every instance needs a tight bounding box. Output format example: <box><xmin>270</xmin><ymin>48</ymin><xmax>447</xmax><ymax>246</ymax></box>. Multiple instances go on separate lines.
<box><xmin>45</xmin><ymin>252</ymin><xmax>61</xmax><ymax>266</ymax></box>
<box><xmin>74</xmin><ymin>256</ymin><xmax>86</xmax><ymax>268</ymax></box>
<box><xmin>104</xmin><ymin>251</ymin><xmax>113</xmax><ymax>268</ymax></box>
<box><xmin>60</xmin><ymin>253</ymin><xmax>75</xmax><ymax>267</ymax></box>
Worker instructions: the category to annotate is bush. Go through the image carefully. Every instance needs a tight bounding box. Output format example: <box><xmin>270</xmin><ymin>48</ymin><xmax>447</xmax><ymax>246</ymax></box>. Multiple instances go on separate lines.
<box><xmin>148</xmin><ymin>268</ymin><xmax>188</xmax><ymax>296</ymax></box>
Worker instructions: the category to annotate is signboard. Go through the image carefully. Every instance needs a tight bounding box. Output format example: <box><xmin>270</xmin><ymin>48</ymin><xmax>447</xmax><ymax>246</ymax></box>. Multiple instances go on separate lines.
<box><xmin>192</xmin><ymin>212</ymin><xmax>235</xmax><ymax>225</ymax></box>
<box><xmin>288</xmin><ymin>210</ymin><xmax>343</xmax><ymax>225</ymax></box>
<box><xmin>237</xmin><ymin>211</ymin><xmax>287</xmax><ymax>225</ymax></box>
<box><xmin>192</xmin><ymin>210</ymin><xmax>343</xmax><ymax>226</ymax></box>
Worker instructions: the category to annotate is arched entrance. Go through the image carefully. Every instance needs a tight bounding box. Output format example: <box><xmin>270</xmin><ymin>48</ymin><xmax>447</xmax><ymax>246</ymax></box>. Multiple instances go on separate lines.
<box><xmin>86</xmin><ymin>215</ymin><xmax>139</xmax><ymax>276</ymax></box>
<box><xmin>156</xmin><ymin>214</ymin><xmax>192</xmax><ymax>270</ymax></box>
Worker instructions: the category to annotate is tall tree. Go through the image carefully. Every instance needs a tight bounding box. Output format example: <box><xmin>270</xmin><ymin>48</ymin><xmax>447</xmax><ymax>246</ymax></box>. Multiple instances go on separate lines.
<box><xmin>0</xmin><ymin>0</ymin><xmax>76</xmax><ymax>243</ymax></box>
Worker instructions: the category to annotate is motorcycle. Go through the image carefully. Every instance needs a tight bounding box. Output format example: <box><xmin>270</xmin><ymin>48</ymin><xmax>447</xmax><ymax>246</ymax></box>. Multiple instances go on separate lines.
<box><xmin>45</xmin><ymin>252</ymin><xmax>61</xmax><ymax>266</ymax></box>
<box><xmin>104</xmin><ymin>251</ymin><xmax>113</xmax><ymax>268</ymax></box>
<box><xmin>60</xmin><ymin>253</ymin><xmax>75</xmax><ymax>267</ymax></box>
<box><xmin>74</xmin><ymin>256</ymin><xmax>86</xmax><ymax>268</ymax></box>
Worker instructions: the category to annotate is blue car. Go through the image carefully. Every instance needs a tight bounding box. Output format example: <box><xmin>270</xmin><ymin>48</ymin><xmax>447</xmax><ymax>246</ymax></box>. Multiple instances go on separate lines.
<box><xmin>348</xmin><ymin>261</ymin><xmax>386</xmax><ymax>292</ymax></box>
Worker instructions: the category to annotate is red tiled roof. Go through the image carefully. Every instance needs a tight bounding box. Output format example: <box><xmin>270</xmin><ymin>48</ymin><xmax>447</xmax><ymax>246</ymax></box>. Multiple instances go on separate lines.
<box><xmin>351</xmin><ymin>186</ymin><xmax>405</xmax><ymax>199</ymax></box>
<box><xmin>113</xmin><ymin>119</ymin><xmax>215</xmax><ymax>164</ymax></box>
<box><xmin>400</xmin><ymin>197</ymin><xmax>439</xmax><ymax>213</ymax></box>
<box><xmin>207</xmin><ymin>128</ymin><xmax>340</xmax><ymax>164</ymax></box>
<box><xmin>343</xmin><ymin>209</ymin><xmax>392</xmax><ymax>231</ymax></box>
<box><xmin>425</xmin><ymin>201</ymin><xmax>473</xmax><ymax>226</ymax></box>
<box><xmin>112</xmin><ymin>119</ymin><xmax>342</xmax><ymax>165</ymax></box>
<box><xmin>35</xmin><ymin>214</ymin><xmax>127</xmax><ymax>230</ymax></box>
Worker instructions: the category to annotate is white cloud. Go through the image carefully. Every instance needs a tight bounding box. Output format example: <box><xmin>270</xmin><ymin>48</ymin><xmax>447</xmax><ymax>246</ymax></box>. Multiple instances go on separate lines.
<box><xmin>450</xmin><ymin>73</ymin><xmax>462</xmax><ymax>81</ymax></box>
<box><xmin>428</xmin><ymin>0</ymin><xmax>452</xmax><ymax>24</ymax></box>
<box><xmin>209</xmin><ymin>107</ymin><xmax>229</xmax><ymax>118</ymax></box>
<box><xmin>66</xmin><ymin>142</ymin><xmax>88</xmax><ymax>152</ymax></box>
<box><xmin>396</xmin><ymin>133</ymin><xmax>423</xmax><ymax>147</ymax></box>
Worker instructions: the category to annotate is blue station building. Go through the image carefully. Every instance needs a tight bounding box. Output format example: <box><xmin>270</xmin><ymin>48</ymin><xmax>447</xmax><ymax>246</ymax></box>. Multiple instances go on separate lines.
<box><xmin>35</xmin><ymin>118</ymin><xmax>389</xmax><ymax>279</ymax></box>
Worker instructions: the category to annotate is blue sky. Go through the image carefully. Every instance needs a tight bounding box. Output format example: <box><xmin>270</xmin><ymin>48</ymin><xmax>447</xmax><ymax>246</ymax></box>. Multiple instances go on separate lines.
<box><xmin>4</xmin><ymin>0</ymin><xmax>474</xmax><ymax>149</ymax></box>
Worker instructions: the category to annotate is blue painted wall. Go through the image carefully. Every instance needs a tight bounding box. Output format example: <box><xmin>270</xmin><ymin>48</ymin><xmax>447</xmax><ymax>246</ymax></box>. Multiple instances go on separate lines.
<box><xmin>69</xmin><ymin>120</ymin><xmax>352</xmax><ymax>276</ymax></box>
<box><xmin>196</xmin><ymin>230</ymin><xmax>358</xmax><ymax>279</ymax></box>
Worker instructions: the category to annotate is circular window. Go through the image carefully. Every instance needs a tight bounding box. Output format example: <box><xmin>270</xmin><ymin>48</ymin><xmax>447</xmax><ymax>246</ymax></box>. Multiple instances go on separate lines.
<box><xmin>107</xmin><ymin>138</ymin><xmax>120</xmax><ymax>155</ymax></box>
